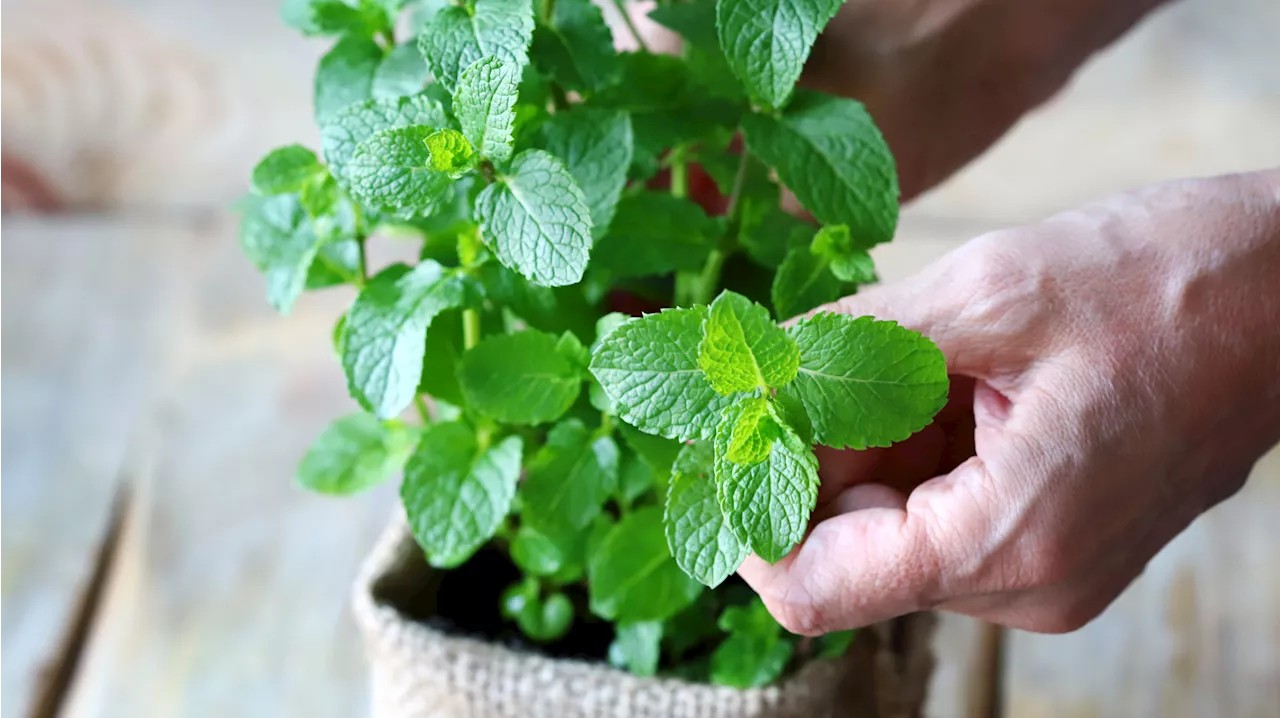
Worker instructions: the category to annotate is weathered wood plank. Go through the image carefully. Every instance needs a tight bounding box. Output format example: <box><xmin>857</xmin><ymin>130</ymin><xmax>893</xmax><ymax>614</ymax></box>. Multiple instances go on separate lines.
<box><xmin>1</xmin><ymin>219</ymin><xmax>186</xmax><ymax>718</ymax></box>
<box><xmin>56</xmin><ymin>216</ymin><xmax>398</xmax><ymax>718</ymax></box>
<box><xmin>1003</xmin><ymin>446</ymin><xmax>1280</xmax><ymax>718</ymax></box>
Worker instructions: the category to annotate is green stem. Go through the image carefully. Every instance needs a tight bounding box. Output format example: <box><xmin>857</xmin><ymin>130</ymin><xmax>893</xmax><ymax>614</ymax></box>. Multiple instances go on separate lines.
<box><xmin>463</xmin><ymin>308</ymin><xmax>482</xmax><ymax>349</ymax></box>
<box><xmin>670</xmin><ymin>149</ymin><xmax>688</xmax><ymax>199</ymax></box>
<box><xmin>724</xmin><ymin>150</ymin><xmax>751</xmax><ymax>220</ymax></box>
<box><xmin>541</xmin><ymin>0</ymin><xmax>557</xmax><ymax>23</ymax></box>
<box><xmin>691</xmin><ymin>249</ymin><xmax>726</xmax><ymax>306</ymax></box>
<box><xmin>549</xmin><ymin>84</ymin><xmax>571</xmax><ymax>113</ymax></box>
<box><xmin>356</xmin><ymin>236</ymin><xmax>369</xmax><ymax>284</ymax></box>
<box><xmin>414</xmin><ymin>395</ymin><xmax>432</xmax><ymax>424</ymax></box>
<box><xmin>609</xmin><ymin>0</ymin><xmax>648</xmax><ymax>52</ymax></box>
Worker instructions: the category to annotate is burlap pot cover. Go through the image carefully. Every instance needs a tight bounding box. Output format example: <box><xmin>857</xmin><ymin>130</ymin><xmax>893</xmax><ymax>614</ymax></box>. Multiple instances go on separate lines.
<box><xmin>353</xmin><ymin>518</ymin><xmax>936</xmax><ymax>718</ymax></box>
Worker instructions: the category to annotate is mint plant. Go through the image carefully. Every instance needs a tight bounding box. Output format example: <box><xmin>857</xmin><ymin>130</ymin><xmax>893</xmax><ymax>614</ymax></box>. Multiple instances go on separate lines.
<box><xmin>242</xmin><ymin>0</ymin><xmax>949</xmax><ymax>689</ymax></box>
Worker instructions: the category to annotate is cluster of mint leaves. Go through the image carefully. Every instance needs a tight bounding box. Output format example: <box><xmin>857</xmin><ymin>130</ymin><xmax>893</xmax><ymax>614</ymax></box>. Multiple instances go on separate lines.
<box><xmin>239</xmin><ymin>0</ymin><xmax>949</xmax><ymax>688</ymax></box>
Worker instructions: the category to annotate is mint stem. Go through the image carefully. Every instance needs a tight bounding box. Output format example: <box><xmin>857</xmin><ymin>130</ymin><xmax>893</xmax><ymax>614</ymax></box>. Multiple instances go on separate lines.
<box><xmin>414</xmin><ymin>394</ymin><xmax>432</xmax><ymax>424</ymax></box>
<box><xmin>463</xmin><ymin>308</ymin><xmax>482</xmax><ymax>349</ymax></box>
<box><xmin>670</xmin><ymin>149</ymin><xmax>687</xmax><ymax>199</ymax></box>
<box><xmin>609</xmin><ymin>0</ymin><xmax>649</xmax><ymax>52</ymax></box>
<box><xmin>356</xmin><ymin>237</ymin><xmax>369</xmax><ymax>285</ymax></box>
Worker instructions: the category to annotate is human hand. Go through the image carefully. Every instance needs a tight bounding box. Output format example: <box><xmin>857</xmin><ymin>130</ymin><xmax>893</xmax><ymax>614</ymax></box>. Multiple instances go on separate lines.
<box><xmin>803</xmin><ymin>0</ymin><xmax>1168</xmax><ymax>198</ymax></box>
<box><xmin>740</xmin><ymin>170</ymin><xmax>1280</xmax><ymax>634</ymax></box>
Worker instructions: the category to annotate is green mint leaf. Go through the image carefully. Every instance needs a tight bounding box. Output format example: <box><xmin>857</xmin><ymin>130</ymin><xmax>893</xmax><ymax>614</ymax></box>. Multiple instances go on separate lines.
<box><xmin>473</xmin><ymin>263</ymin><xmax>562</xmax><ymax>330</ymax></box>
<box><xmin>238</xmin><ymin>194</ymin><xmax>322</xmax><ymax>315</ymax></box>
<box><xmin>530</xmin><ymin>0</ymin><xmax>620</xmax><ymax>93</ymax></box>
<box><xmin>401</xmin><ymin>422</ymin><xmax>523</xmax><ymax>568</ymax></box>
<box><xmin>711</xmin><ymin>599</ymin><xmax>793</xmax><ymax>688</ymax></box>
<box><xmin>372</xmin><ymin>42</ymin><xmax>431</xmax><ymax>100</ymax></box>
<box><xmin>618</xmin><ymin>453</ymin><xmax>656</xmax><ymax>504</ymax></box>
<box><xmin>742</xmin><ymin>92</ymin><xmax>898</xmax><ymax>245</ymax></box>
<box><xmin>454</xmin><ymin>56</ymin><xmax>520</xmax><ymax>164</ymax></box>
<box><xmin>608</xmin><ymin>621</ymin><xmax>664</xmax><ymax>677</ymax></box>
<box><xmin>342</xmin><ymin>262</ymin><xmax>479</xmax><ymax>418</ymax></box>
<box><xmin>649</xmin><ymin>1</ymin><xmax>719</xmax><ymax>50</ymax></box>
<box><xmin>348</xmin><ymin>125</ymin><xmax>454</xmax><ymax>211</ymax></box>
<box><xmin>811</xmin><ymin>225</ymin><xmax>877</xmax><ymax>283</ymax></box>
<box><xmin>417</xmin><ymin>0</ymin><xmax>535</xmax><ymax>93</ymax></box>
<box><xmin>251</xmin><ymin>144</ymin><xmax>324</xmax><ymax>195</ymax></box>
<box><xmin>321</xmin><ymin>93</ymin><xmax>450</xmax><ymax>189</ymax></box>
<box><xmin>664</xmin><ymin>442</ymin><xmax>748</xmax><ymax>588</ymax></box>
<box><xmin>591</xmin><ymin>53</ymin><xmax>741</xmax><ymax>178</ymax></box>
<box><xmin>458</xmin><ymin>329</ymin><xmax>583</xmax><ymax>424</ymax></box>
<box><xmin>475</xmin><ymin>149</ymin><xmax>592</xmax><ymax>287</ymax></box>
<box><xmin>419</xmin><ymin>309</ymin><xmax>466</xmax><ymax>406</ymax></box>
<box><xmin>715</xmin><ymin>0</ymin><xmax>841</xmax><ymax>108</ymax></box>
<box><xmin>588</xmin><ymin>506</ymin><xmax>702</xmax><ymax>622</ymax></box>
<box><xmin>725</xmin><ymin>395</ymin><xmax>778</xmax><ymax>465</ymax></box>
<box><xmin>814</xmin><ymin>629</ymin><xmax>857</xmax><ymax>659</ymax></box>
<box><xmin>555</xmin><ymin>330</ymin><xmax>591</xmax><ymax>370</ymax></box>
<box><xmin>618</xmin><ymin>423</ymin><xmax>682</xmax><ymax>478</ymax></box>
<box><xmin>521</xmin><ymin>419</ymin><xmax>619</xmax><ymax>536</ymax></box>
<box><xmin>738</xmin><ymin>201</ymin><xmax>814</xmax><ymax>270</ymax></box>
<box><xmin>699</xmin><ymin>290</ymin><xmax>800</xmax><ymax>395</ymax></box>
<box><xmin>283</xmin><ymin>0</ymin><xmax>392</xmax><ymax>38</ymax></box>
<box><xmin>297</xmin><ymin>412</ymin><xmax>416</xmax><ymax>495</ymax></box>
<box><xmin>510</xmin><ymin>524</ymin><xmax>576</xmax><ymax>576</ymax></box>
<box><xmin>306</xmin><ymin>238</ymin><xmax>362</xmax><ymax>289</ymax></box>
<box><xmin>771</xmin><ymin>243</ymin><xmax>843</xmax><ymax>318</ymax></box>
<box><xmin>778</xmin><ymin>313</ymin><xmax>949</xmax><ymax>449</ymax></box>
<box><xmin>540</xmin><ymin>108</ymin><xmax>632</xmax><ymax>236</ymax></box>
<box><xmin>591</xmin><ymin>193</ymin><xmax>718</xmax><ymax>279</ymax></box>
<box><xmin>589</xmin><ymin>307</ymin><xmax>734</xmax><ymax>442</ymax></box>
<box><xmin>315</xmin><ymin>35</ymin><xmax>384</xmax><ymax>124</ymax></box>
<box><xmin>424</xmin><ymin>128</ymin><xmax>478</xmax><ymax>175</ymax></box>
<box><xmin>714</xmin><ymin>397</ymin><xmax>818</xmax><ymax>563</ymax></box>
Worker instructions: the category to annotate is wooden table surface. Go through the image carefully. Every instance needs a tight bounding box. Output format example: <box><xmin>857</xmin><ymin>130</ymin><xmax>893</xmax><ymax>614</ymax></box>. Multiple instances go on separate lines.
<box><xmin>3</xmin><ymin>0</ymin><xmax>1279</xmax><ymax>716</ymax></box>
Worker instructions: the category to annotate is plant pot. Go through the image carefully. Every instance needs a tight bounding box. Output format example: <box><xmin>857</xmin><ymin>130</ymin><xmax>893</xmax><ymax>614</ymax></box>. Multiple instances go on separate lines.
<box><xmin>353</xmin><ymin>517</ymin><xmax>937</xmax><ymax>718</ymax></box>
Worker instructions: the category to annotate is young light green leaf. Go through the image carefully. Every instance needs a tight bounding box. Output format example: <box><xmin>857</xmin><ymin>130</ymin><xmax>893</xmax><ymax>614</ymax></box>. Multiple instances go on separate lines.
<box><xmin>530</xmin><ymin>0</ymin><xmax>619</xmax><ymax>93</ymax></box>
<box><xmin>347</xmin><ymin>125</ymin><xmax>453</xmax><ymax>211</ymax></box>
<box><xmin>315</xmin><ymin>35</ymin><xmax>384</xmax><ymax>123</ymax></box>
<box><xmin>251</xmin><ymin>145</ymin><xmax>324</xmax><ymax>195</ymax></box>
<box><xmin>742</xmin><ymin>92</ymin><xmax>898</xmax><ymax>246</ymax></box>
<box><xmin>521</xmin><ymin>419</ymin><xmax>620</xmax><ymax>536</ymax></box>
<box><xmin>540</xmin><ymin>108</ymin><xmax>632</xmax><ymax>236</ymax></box>
<box><xmin>700</xmin><ymin>290</ymin><xmax>800</xmax><ymax>395</ymax></box>
<box><xmin>454</xmin><ymin>56</ymin><xmax>520</xmax><ymax>164</ymax></box>
<box><xmin>510</xmin><ymin>589</ymin><xmax>575</xmax><ymax>643</ymax></box>
<box><xmin>475</xmin><ymin>149</ymin><xmax>592</xmax><ymax>287</ymax></box>
<box><xmin>711</xmin><ymin>599</ymin><xmax>794</xmax><ymax>688</ymax></box>
<box><xmin>726</xmin><ymin>396</ymin><xmax>778</xmax><ymax>465</ymax></box>
<box><xmin>458</xmin><ymin>329</ymin><xmax>583</xmax><ymax>424</ymax></box>
<box><xmin>715</xmin><ymin>0</ymin><xmax>841</xmax><ymax>108</ymax></box>
<box><xmin>665</xmin><ymin>442</ymin><xmax>749</xmax><ymax>588</ymax></box>
<box><xmin>811</xmin><ymin>225</ymin><xmax>877</xmax><ymax>283</ymax></box>
<box><xmin>342</xmin><ymin>262</ymin><xmax>479</xmax><ymax>418</ymax></box>
<box><xmin>417</xmin><ymin>0</ymin><xmax>535</xmax><ymax>93</ymax></box>
<box><xmin>238</xmin><ymin>193</ymin><xmax>322</xmax><ymax>315</ymax></box>
<box><xmin>715</xmin><ymin>397</ymin><xmax>819</xmax><ymax>563</ymax></box>
<box><xmin>402</xmin><ymin>422</ymin><xmax>522</xmax><ymax>567</ymax></box>
<box><xmin>589</xmin><ymin>506</ymin><xmax>702</xmax><ymax>622</ymax></box>
<box><xmin>372</xmin><ymin>42</ymin><xmax>431</xmax><ymax>99</ymax></box>
<box><xmin>591</xmin><ymin>193</ymin><xmax>718</xmax><ymax>278</ymax></box>
<box><xmin>321</xmin><ymin>93</ymin><xmax>450</xmax><ymax>187</ymax></box>
<box><xmin>297</xmin><ymin>413</ymin><xmax>415</xmax><ymax>494</ymax></box>
<box><xmin>608</xmin><ymin>621</ymin><xmax>664</xmax><ymax>677</ymax></box>
<box><xmin>777</xmin><ymin>313</ymin><xmax>949</xmax><ymax>449</ymax></box>
<box><xmin>589</xmin><ymin>307</ymin><xmax>735</xmax><ymax>442</ymax></box>
<box><xmin>555</xmin><ymin>330</ymin><xmax>591</xmax><ymax>370</ymax></box>
<box><xmin>424</xmin><ymin>129</ymin><xmax>477</xmax><ymax>175</ymax></box>
<box><xmin>771</xmin><ymin>244</ymin><xmax>843</xmax><ymax>319</ymax></box>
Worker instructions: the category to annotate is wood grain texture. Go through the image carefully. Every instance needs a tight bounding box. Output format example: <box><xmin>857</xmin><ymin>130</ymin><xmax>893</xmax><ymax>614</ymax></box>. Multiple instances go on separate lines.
<box><xmin>1</xmin><ymin>220</ymin><xmax>185</xmax><ymax>718</ymax></box>
<box><xmin>1003</xmin><ymin>446</ymin><xmax>1280</xmax><ymax>718</ymax></box>
<box><xmin>32</xmin><ymin>217</ymin><xmax>400</xmax><ymax>718</ymax></box>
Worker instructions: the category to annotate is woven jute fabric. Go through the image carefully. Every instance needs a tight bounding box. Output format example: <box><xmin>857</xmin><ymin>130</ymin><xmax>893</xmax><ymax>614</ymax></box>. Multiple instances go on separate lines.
<box><xmin>353</xmin><ymin>518</ymin><xmax>935</xmax><ymax>718</ymax></box>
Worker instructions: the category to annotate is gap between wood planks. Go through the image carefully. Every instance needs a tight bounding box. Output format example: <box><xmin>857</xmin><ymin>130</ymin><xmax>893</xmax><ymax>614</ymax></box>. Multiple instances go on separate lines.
<box><xmin>26</xmin><ymin>487</ymin><xmax>132</xmax><ymax>718</ymax></box>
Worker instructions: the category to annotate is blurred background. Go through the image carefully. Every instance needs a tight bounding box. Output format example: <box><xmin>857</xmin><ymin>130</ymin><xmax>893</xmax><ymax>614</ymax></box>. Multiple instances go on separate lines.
<box><xmin>2</xmin><ymin>0</ymin><xmax>1278</xmax><ymax>716</ymax></box>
